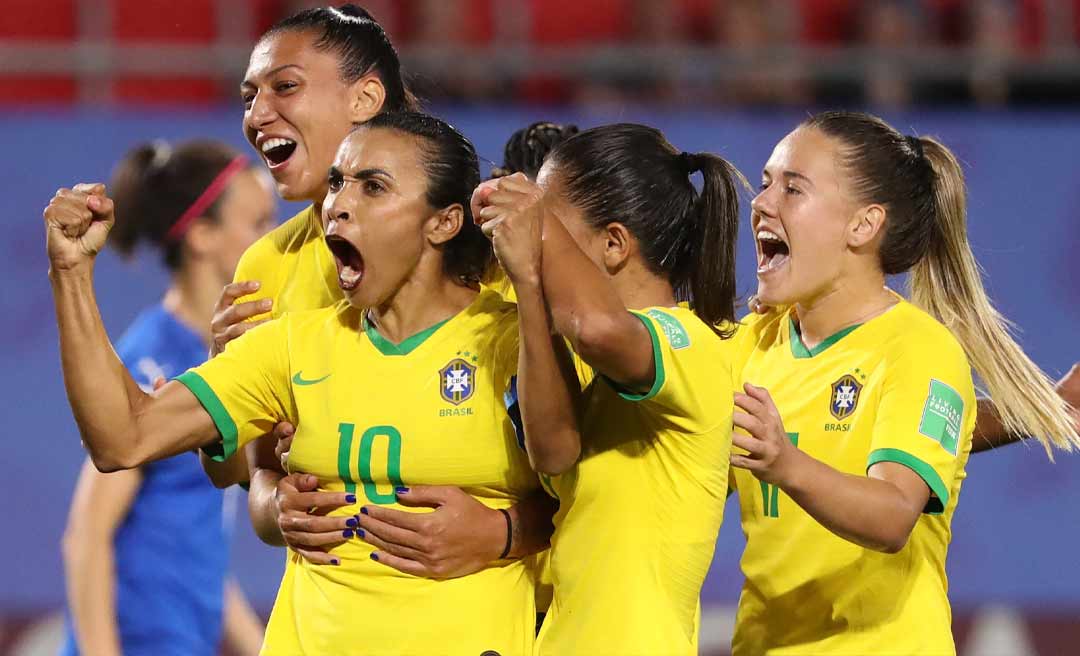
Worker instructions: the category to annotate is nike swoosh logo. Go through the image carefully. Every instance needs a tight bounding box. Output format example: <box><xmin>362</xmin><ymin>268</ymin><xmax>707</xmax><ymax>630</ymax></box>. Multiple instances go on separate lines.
<box><xmin>292</xmin><ymin>371</ymin><xmax>331</xmax><ymax>386</ymax></box>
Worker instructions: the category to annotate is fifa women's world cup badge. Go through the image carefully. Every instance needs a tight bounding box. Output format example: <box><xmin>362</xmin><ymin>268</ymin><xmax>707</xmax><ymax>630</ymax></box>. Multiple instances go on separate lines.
<box><xmin>440</xmin><ymin>357</ymin><xmax>477</xmax><ymax>405</ymax></box>
<box><xmin>830</xmin><ymin>374</ymin><xmax>862</xmax><ymax>421</ymax></box>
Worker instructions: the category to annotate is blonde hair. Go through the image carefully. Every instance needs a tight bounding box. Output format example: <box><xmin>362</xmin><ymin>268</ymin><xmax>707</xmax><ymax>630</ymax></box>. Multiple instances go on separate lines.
<box><xmin>911</xmin><ymin>138</ymin><xmax>1078</xmax><ymax>457</ymax></box>
<box><xmin>804</xmin><ymin>110</ymin><xmax>1078</xmax><ymax>458</ymax></box>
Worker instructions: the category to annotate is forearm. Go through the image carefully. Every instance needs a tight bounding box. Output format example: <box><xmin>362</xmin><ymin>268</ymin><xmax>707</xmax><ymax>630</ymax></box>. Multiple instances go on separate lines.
<box><xmin>515</xmin><ymin>278</ymin><xmax>581</xmax><ymax>475</ymax></box>
<box><xmin>63</xmin><ymin>538</ymin><xmax>122</xmax><ymax>656</ymax></box>
<box><xmin>972</xmin><ymin>398</ymin><xmax>1025</xmax><ymax>452</ymax></box>
<box><xmin>537</xmin><ymin>217</ymin><xmax>653</xmax><ymax>384</ymax></box>
<box><xmin>222</xmin><ymin>578</ymin><xmax>264</xmax><ymax>656</ymax></box>
<box><xmin>201</xmin><ymin>449</ymin><xmax>251</xmax><ymax>489</ymax></box>
<box><xmin>248</xmin><ymin>467</ymin><xmax>286</xmax><ymax>546</ymax></box>
<box><xmin>506</xmin><ymin>488</ymin><xmax>557</xmax><ymax>558</ymax></box>
<box><xmin>780</xmin><ymin>450</ymin><xmax>919</xmax><ymax>553</ymax></box>
<box><xmin>51</xmin><ymin>268</ymin><xmax>146</xmax><ymax>470</ymax></box>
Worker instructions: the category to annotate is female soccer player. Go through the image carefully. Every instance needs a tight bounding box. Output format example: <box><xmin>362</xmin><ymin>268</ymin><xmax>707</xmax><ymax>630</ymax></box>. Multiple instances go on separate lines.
<box><xmin>45</xmin><ymin>113</ymin><xmax>566</xmax><ymax>655</ymax></box>
<box><xmin>199</xmin><ymin>8</ymin><xmax>552</xmax><ymax>573</ymax></box>
<box><xmin>198</xmin><ymin>3</ymin><xmax>416</xmax><ymax>495</ymax></box>
<box><xmin>58</xmin><ymin>140</ymin><xmax>272</xmax><ymax>656</ymax></box>
<box><xmin>729</xmin><ymin>111</ymin><xmax>1079</xmax><ymax>655</ymax></box>
<box><xmin>475</xmin><ymin>124</ymin><xmax>746</xmax><ymax>655</ymax></box>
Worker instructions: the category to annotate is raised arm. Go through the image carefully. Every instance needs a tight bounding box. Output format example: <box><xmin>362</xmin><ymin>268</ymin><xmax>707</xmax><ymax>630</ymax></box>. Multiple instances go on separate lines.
<box><xmin>480</xmin><ymin>175</ymin><xmax>583</xmax><ymax>474</ymax></box>
<box><xmin>477</xmin><ymin>176</ymin><xmax>654</xmax><ymax>392</ymax></box>
<box><xmin>45</xmin><ymin>184</ymin><xmax>220</xmax><ymax>471</ymax></box>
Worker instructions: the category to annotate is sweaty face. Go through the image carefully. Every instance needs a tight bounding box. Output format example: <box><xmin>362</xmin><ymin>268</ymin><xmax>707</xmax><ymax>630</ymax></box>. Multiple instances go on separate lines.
<box><xmin>241</xmin><ymin>30</ymin><xmax>365</xmax><ymax>203</ymax></box>
<box><xmin>206</xmin><ymin>168</ymin><xmax>277</xmax><ymax>280</ymax></box>
<box><xmin>321</xmin><ymin>128</ymin><xmax>440</xmax><ymax>309</ymax></box>
<box><xmin>751</xmin><ymin>127</ymin><xmax>859</xmax><ymax>307</ymax></box>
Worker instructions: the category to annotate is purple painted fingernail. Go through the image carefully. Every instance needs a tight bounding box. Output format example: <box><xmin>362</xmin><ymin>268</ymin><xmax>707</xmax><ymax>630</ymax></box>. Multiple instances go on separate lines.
<box><xmin>370</xmin><ymin>553</ymin><xmax>379</xmax><ymax>561</ymax></box>
<box><xmin>342</xmin><ymin>529</ymin><xmax>354</xmax><ymax>539</ymax></box>
<box><xmin>356</xmin><ymin>529</ymin><xmax>365</xmax><ymax>539</ymax></box>
<box><xmin>394</xmin><ymin>486</ymin><xmax>409</xmax><ymax>494</ymax></box>
<box><xmin>345</xmin><ymin>494</ymin><xmax>356</xmax><ymax>503</ymax></box>
<box><xmin>345</xmin><ymin>517</ymin><xmax>358</xmax><ymax>528</ymax></box>
<box><xmin>360</xmin><ymin>507</ymin><xmax>369</xmax><ymax>515</ymax></box>
<box><xmin>330</xmin><ymin>558</ymin><xmax>340</xmax><ymax>566</ymax></box>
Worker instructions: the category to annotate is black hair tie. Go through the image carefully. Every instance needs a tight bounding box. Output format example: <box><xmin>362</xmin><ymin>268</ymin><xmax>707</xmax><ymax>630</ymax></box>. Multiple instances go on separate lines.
<box><xmin>678</xmin><ymin>151</ymin><xmax>702</xmax><ymax>175</ymax></box>
<box><xmin>904</xmin><ymin>135</ymin><xmax>925</xmax><ymax>160</ymax></box>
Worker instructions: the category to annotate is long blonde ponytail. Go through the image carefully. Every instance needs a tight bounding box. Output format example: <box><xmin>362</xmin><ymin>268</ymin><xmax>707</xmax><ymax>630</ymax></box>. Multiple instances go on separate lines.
<box><xmin>804</xmin><ymin>110</ymin><xmax>1078</xmax><ymax>458</ymax></box>
<box><xmin>911</xmin><ymin>137</ymin><xmax>1078</xmax><ymax>457</ymax></box>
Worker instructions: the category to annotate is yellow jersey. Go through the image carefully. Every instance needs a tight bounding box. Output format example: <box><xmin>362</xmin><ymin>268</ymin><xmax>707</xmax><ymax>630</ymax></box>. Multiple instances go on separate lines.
<box><xmin>178</xmin><ymin>289</ymin><xmax>539</xmax><ymax>656</ymax></box>
<box><xmin>232</xmin><ymin>205</ymin><xmax>341</xmax><ymax>322</ymax></box>
<box><xmin>731</xmin><ymin>299</ymin><xmax>975</xmax><ymax>656</ymax></box>
<box><xmin>535</xmin><ymin>306</ymin><xmax>735</xmax><ymax>656</ymax></box>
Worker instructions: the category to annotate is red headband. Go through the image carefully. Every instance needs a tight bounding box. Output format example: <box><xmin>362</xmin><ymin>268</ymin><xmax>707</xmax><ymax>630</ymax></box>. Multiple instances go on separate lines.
<box><xmin>165</xmin><ymin>155</ymin><xmax>249</xmax><ymax>242</ymax></box>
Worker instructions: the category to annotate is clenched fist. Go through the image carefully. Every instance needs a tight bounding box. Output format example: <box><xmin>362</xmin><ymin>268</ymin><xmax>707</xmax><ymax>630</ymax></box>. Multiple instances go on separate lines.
<box><xmin>43</xmin><ymin>183</ymin><xmax>115</xmax><ymax>272</ymax></box>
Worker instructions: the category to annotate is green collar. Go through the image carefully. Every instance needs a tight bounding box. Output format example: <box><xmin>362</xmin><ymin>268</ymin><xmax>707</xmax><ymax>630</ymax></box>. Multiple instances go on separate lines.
<box><xmin>363</xmin><ymin>314</ymin><xmax>451</xmax><ymax>356</ymax></box>
<box><xmin>788</xmin><ymin>317</ymin><xmax>862</xmax><ymax>359</ymax></box>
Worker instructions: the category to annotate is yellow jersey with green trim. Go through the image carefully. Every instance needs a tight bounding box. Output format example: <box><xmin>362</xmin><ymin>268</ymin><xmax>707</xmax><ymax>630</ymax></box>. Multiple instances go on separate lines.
<box><xmin>177</xmin><ymin>289</ymin><xmax>538</xmax><ymax>656</ymax></box>
<box><xmin>731</xmin><ymin>299</ymin><xmax>975</xmax><ymax>656</ymax></box>
<box><xmin>232</xmin><ymin>205</ymin><xmax>341</xmax><ymax>322</ymax></box>
<box><xmin>535</xmin><ymin>306</ymin><xmax>734</xmax><ymax>656</ymax></box>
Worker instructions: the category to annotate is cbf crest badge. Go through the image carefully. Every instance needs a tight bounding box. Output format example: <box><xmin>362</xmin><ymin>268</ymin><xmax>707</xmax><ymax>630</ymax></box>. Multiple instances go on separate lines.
<box><xmin>829</xmin><ymin>374</ymin><xmax>862</xmax><ymax>421</ymax></box>
<box><xmin>440</xmin><ymin>358</ymin><xmax>476</xmax><ymax>405</ymax></box>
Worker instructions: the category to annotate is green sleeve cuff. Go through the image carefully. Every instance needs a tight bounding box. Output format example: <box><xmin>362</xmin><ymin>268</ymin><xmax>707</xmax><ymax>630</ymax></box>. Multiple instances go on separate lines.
<box><xmin>609</xmin><ymin>312</ymin><xmax>666</xmax><ymax>402</ymax></box>
<box><xmin>176</xmin><ymin>371</ymin><xmax>239</xmax><ymax>463</ymax></box>
<box><xmin>867</xmin><ymin>447</ymin><xmax>949</xmax><ymax>515</ymax></box>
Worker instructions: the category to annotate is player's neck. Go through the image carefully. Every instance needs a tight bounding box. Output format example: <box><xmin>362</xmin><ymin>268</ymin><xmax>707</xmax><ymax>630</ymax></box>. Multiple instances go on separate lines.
<box><xmin>368</xmin><ymin>267</ymin><xmax>478</xmax><ymax>345</ymax></box>
<box><xmin>163</xmin><ymin>263</ymin><xmax>225</xmax><ymax>346</ymax></box>
<box><xmin>611</xmin><ymin>262</ymin><xmax>677</xmax><ymax>311</ymax></box>
<box><xmin>794</xmin><ymin>276</ymin><xmax>895</xmax><ymax>351</ymax></box>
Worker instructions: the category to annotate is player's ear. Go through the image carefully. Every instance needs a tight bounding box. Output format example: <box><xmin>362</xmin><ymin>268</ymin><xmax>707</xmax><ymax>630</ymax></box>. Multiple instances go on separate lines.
<box><xmin>427</xmin><ymin>204</ymin><xmax>464</xmax><ymax>246</ymax></box>
<box><xmin>184</xmin><ymin>218</ymin><xmax>219</xmax><ymax>258</ymax></box>
<box><xmin>601</xmin><ymin>222</ymin><xmax>633</xmax><ymax>273</ymax></box>
<box><xmin>348</xmin><ymin>75</ymin><xmax>386</xmax><ymax>123</ymax></box>
<box><xmin>848</xmin><ymin>203</ymin><xmax>886</xmax><ymax>249</ymax></box>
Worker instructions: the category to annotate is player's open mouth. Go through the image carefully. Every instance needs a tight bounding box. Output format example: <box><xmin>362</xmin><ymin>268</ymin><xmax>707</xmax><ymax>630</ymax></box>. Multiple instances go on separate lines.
<box><xmin>326</xmin><ymin>234</ymin><xmax>365</xmax><ymax>291</ymax></box>
<box><xmin>757</xmin><ymin>229</ymin><xmax>790</xmax><ymax>274</ymax></box>
<box><xmin>260</xmin><ymin>137</ymin><xmax>297</xmax><ymax>170</ymax></box>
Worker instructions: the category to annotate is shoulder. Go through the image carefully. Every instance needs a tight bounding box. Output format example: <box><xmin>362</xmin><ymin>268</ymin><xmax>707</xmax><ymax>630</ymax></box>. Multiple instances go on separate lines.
<box><xmin>880</xmin><ymin>301</ymin><xmax>968</xmax><ymax>367</ymax></box>
<box><xmin>234</xmin><ymin>205</ymin><xmax>321</xmax><ymax>280</ymax></box>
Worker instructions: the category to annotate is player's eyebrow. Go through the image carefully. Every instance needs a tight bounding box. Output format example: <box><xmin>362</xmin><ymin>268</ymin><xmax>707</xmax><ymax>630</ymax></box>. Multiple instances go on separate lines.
<box><xmin>782</xmin><ymin>170</ymin><xmax>814</xmax><ymax>187</ymax></box>
<box><xmin>334</xmin><ymin>165</ymin><xmax>396</xmax><ymax>181</ymax></box>
<box><xmin>241</xmin><ymin>64</ymin><xmax>303</xmax><ymax>89</ymax></box>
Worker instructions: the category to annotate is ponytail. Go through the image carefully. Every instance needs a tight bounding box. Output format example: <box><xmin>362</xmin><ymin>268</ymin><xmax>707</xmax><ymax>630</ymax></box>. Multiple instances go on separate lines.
<box><xmin>548</xmin><ymin>124</ymin><xmax>744</xmax><ymax>337</ymax></box>
<box><xmin>804</xmin><ymin>110</ymin><xmax>1079</xmax><ymax>457</ymax></box>
<box><xmin>683</xmin><ymin>153</ymin><xmax>746</xmax><ymax>335</ymax></box>
<box><xmin>911</xmin><ymin>137</ymin><xmax>1078</xmax><ymax>457</ymax></box>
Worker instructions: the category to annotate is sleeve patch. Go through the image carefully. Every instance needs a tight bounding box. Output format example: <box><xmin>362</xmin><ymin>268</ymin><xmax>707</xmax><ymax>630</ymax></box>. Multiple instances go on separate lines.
<box><xmin>918</xmin><ymin>379</ymin><xmax>964</xmax><ymax>455</ymax></box>
<box><xmin>645</xmin><ymin>309</ymin><xmax>691</xmax><ymax>350</ymax></box>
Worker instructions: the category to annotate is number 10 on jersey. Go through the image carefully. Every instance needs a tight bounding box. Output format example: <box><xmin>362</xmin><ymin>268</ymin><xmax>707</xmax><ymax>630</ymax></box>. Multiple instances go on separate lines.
<box><xmin>337</xmin><ymin>423</ymin><xmax>404</xmax><ymax>504</ymax></box>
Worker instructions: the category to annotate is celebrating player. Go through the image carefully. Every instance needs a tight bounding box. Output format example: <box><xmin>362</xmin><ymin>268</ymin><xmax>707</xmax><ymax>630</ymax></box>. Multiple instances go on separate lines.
<box><xmin>475</xmin><ymin>123</ymin><xmax>746</xmax><ymax>655</ymax></box>
<box><xmin>58</xmin><ymin>141</ymin><xmax>271</xmax><ymax>656</ymax></box>
<box><xmin>728</xmin><ymin>110</ymin><xmax>1080</xmax><ymax>655</ymax></box>
<box><xmin>44</xmin><ymin>113</ymin><xmax>561</xmax><ymax>655</ymax></box>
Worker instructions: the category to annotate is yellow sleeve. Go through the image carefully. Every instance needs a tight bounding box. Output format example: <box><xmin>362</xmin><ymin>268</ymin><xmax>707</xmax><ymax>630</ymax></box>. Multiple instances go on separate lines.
<box><xmin>176</xmin><ymin>317</ymin><xmax>295</xmax><ymax>462</ymax></box>
<box><xmin>231</xmin><ymin>233</ymin><xmax>281</xmax><ymax>322</ymax></box>
<box><xmin>865</xmin><ymin>340</ymin><xmax>974</xmax><ymax>514</ymax></box>
<box><xmin>618</xmin><ymin>308</ymin><xmax>732</xmax><ymax>434</ymax></box>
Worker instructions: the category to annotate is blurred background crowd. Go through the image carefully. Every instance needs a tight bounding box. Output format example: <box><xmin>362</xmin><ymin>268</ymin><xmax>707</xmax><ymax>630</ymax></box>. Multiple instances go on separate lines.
<box><xmin>5</xmin><ymin>0</ymin><xmax>1080</xmax><ymax>109</ymax></box>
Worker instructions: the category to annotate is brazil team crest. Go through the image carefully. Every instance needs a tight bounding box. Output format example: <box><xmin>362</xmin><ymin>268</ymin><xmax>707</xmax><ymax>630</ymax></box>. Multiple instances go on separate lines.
<box><xmin>829</xmin><ymin>374</ymin><xmax>862</xmax><ymax>421</ymax></box>
<box><xmin>439</xmin><ymin>358</ymin><xmax>476</xmax><ymax>405</ymax></box>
